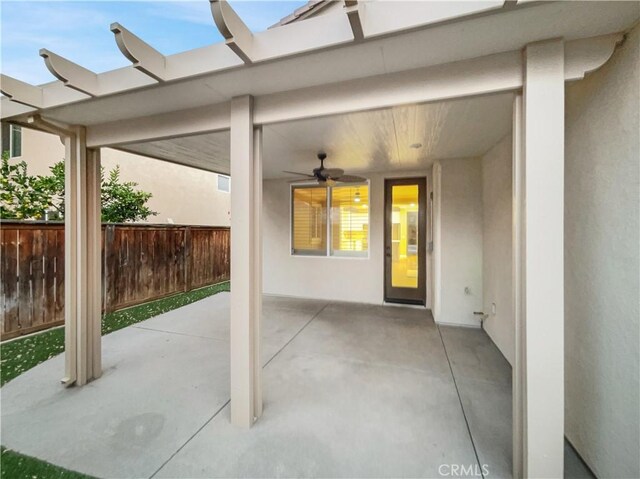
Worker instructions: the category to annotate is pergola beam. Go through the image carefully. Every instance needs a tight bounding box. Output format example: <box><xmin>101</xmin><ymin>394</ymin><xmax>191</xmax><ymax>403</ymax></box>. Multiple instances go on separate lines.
<box><xmin>111</xmin><ymin>23</ymin><xmax>166</xmax><ymax>82</ymax></box>
<box><xmin>210</xmin><ymin>0</ymin><xmax>254</xmax><ymax>64</ymax></box>
<box><xmin>0</xmin><ymin>2</ymin><xmax>629</xmax><ymax>118</ymax></box>
<box><xmin>356</xmin><ymin>0</ymin><xmax>506</xmax><ymax>39</ymax></box>
<box><xmin>254</xmin><ymin>49</ymin><xmax>523</xmax><ymax>125</ymax></box>
<box><xmin>81</xmin><ymin>34</ymin><xmax>624</xmax><ymax>148</ymax></box>
<box><xmin>40</xmin><ymin>49</ymin><xmax>99</xmax><ymax>97</ymax></box>
<box><xmin>0</xmin><ymin>75</ymin><xmax>43</xmax><ymax>108</ymax></box>
<box><xmin>344</xmin><ymin>0</ymin><xmax>364</xmax><ymax>41</ymax></box>
<box><xmin>26</xmin><ymin>114</ymin><xmax>73</xmax><ymax>137</ymax></box>
<box><xmin>86</xmin><ymin>102</ymin><xmax>230</xmax><ymax>147</ymax></box>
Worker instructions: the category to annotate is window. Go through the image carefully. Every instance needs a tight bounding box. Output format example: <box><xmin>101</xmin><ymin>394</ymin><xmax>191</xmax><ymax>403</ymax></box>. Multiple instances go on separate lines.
<box><xmin>217</xmin><ymin>174</ymin><xmax>230</xmax><ymax>192</ymax></box>
<box><xmin>331</xmin><ymin>185</ymin><xmax>369</xmax><ymax>256</ymax></box>
<box><xmin>9</xmin><ymin>125</ymin><xmax>22</xmax><ymax>158</ymax></box>
<box><xmin>292</xmin><ymin>186</ymin><xmax>327</xmax><ymax>255</ymax></box>
<box><xmin>291</xmin><ymin>183</ymin><xmax>369</xmax><ymax>257</ymax></box>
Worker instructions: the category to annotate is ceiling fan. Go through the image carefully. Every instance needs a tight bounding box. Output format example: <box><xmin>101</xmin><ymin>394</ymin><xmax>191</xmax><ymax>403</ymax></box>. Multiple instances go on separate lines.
<box><xmin>283</xmin><ymin>152</ymin><xmax>367</xmax><ymax>185</ymax></box>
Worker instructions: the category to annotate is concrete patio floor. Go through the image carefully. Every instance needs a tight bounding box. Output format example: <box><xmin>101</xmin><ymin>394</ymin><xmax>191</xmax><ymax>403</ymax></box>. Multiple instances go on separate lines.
<box><xmin>1</xmin><ymin>293</ymin><xmax>591</xmax><ymax>478</ymax></box>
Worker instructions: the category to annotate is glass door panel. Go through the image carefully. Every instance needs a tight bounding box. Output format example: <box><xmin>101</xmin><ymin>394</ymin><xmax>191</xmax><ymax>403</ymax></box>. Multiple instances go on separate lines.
<box><xmin>384</xmin><ymin>178</ymin><xmax>426</xmax><ymax>304</ymax></box>
<box><xmin>391</xmin><ymin>184</ymin><xmax>419</xmax><ymax>288</ymax></box>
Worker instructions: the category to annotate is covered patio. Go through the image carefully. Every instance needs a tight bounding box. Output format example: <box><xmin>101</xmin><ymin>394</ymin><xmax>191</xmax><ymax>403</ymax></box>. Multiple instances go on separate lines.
<box><xmin>2</xmin><ymin>292</ymin><xmax>513</xmax><ymax>478</ymax></box>
<box><xmin>2</xmin><ymin>1</ymin><xmax>638</xmax><ymax>477</ymax></box>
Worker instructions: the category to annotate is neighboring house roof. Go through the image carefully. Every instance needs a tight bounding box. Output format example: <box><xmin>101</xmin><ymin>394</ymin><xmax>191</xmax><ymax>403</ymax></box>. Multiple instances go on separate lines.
<box><xmin>269</xmin><ymin>0</ymin><xmax>338</xmax><ymax>28</ymax></box>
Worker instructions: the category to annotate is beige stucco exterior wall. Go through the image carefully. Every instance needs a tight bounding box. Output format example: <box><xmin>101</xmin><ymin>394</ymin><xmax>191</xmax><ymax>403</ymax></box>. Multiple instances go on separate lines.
<box><xmin>481</xmin><ymin>134</ymin><xmax>513</xmax><ymax>365</ymax></box>
<box><xmin>439</xmin><ymin>157</ymin><xmax>484</xmax><ymax>328</ymax></box>
<box><xmin>565</xmin><ymin>24</ymin><xmax>640</xmax><ymax>477</ymax></box>
<box><xmin>10</xmin><ymin>128</ymin><xmax>230</xmax><ymax>226</ymax></box>
<box><xmin>263</xmin><ymin>169</ymin><xmax>433</xmax><ymax>306</ymax></box>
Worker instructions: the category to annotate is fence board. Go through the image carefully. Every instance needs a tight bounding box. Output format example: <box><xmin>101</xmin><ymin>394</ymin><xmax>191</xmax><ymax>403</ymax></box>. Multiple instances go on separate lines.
<box><xmin>2</xmin><ymin>228</ymin><xmax>19</xmax><ymax>334</ymax></box>
<box><xmin>1</xmin><ymin>222</ymin><xmax>230</xmax><ymax>340</ymax></box>
<box><xmin>53</xmin><ymin>229</ymin><xmax>64</xmax><ymax>323</ymax></box>
<box><xmin>31</xmin><ymin>228</ymin><xmax>45</xmax><ymax>328</ymax></box>
<box><xmin>17</xmin><ymin>228</ymin><xmax>32</xmax><ymax>333</ymax></box>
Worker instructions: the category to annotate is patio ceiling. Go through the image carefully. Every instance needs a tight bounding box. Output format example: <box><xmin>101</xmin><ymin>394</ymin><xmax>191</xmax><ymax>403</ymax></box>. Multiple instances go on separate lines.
<box><xmin>117</xmin><ymin>92</ymin><xmax>513</xmax><ymax>176</ymax></box>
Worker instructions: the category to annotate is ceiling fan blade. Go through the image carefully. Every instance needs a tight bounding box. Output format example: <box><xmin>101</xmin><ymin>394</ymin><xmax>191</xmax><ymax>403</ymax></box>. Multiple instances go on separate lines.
<box><xmin>288</xmin><ymin>178</ymin><xmax>319</xmax><ymax>183</ymax></box>
<box><xmin>323</xmin><ymin>168</ymin><xmax>344</xmax><ymax>179</ymax></box>
<box><xmin>283</xmin><ymin>170</ymin><xmax>315</xmax><ymax>178</ymax></box>
<box><xmin>335</xmin><ymin>174</ymin><xmax>367</xmax><ymax>183</ymax></box>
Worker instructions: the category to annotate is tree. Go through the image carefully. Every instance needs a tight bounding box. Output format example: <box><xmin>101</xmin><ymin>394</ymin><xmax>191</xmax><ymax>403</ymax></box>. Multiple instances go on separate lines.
<box><xmin>0</xmin><ymin>151</ymin><xmax>54</xmax><ymax>219</ymax></box>
<box><xmin>100</xmin><ymin>164</ymin><xmax>156</xmax><ymax>223</ymax></box>
<box><xmin>1</xmin><ymin>153</ymin><xmax>157</xmax><ymax>223</ymax></box>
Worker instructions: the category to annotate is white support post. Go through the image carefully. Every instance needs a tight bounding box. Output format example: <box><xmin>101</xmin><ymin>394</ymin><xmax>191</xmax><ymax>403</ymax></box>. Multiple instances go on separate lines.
<box><xmin>512</xmin><ymin>93</ymin><xmax>525</xmax><ymax>478</ymax></box>
<box><xmin>252</xmin><ymin>125</ymin><xmax>263</xmax><ymax>420</ymax></box>
<box><xmin>62</xmin><ymin>127</ymin><xmax>102</xmax><ymax>387</ymax></box>
<box><xmin>431</xmin><ymin>161</ymin><xmax>442</xmax><ymax>323</ymax></box>
<box><xmin>229</xmin><ymin>96</ymin><xmax>262</xmax><ymax>427</ymax></box>
<box><xmin>514</xmin><ymin>39</ymin><xmax>565</xmax><ymax>477</ymax></box>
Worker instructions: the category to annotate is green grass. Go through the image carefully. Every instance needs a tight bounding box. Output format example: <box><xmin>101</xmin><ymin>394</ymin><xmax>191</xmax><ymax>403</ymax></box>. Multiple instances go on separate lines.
<box><xmin>0</xmin><ymin>281</ymin><xmax>229</xmax><ymax>386</ymax></box>
<box><xmin>0</xmin><ymin>447</ymin><xmax>96</xmax><ymax>479</ymax></box>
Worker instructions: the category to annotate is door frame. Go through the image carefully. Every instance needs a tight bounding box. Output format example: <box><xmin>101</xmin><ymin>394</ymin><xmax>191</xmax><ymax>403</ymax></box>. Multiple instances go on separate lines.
<box><xmin>383</xmin><ymin>177</ymin><xmax>427</xmax><ymax>305</ymax></box>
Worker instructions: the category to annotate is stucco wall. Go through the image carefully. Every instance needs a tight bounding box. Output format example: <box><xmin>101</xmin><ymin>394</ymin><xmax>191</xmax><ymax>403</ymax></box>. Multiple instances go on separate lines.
<box><xmin>481</xmin><ymin>134</ymin><xmax>513</xmax><ymax>364</ymax></box>
<box><xmin>438</xmin><ymin>157</ymin><xmax>484</xmax><ymax>327</ymax></box>
<box><xmin>9</xmin><ymin>128</ymin><xmax>230</xmax><ymax>226</ymax></box>
<box><xmin>263</xmin><ymin>170</ymin><xmax>432</xmax><ymax>306</ymax></box>
<box><xmin>565</xmin><ymin>25</ymin><xmax>640</xmax><ymax>477</ymax></box>
<box><xmin>263</xmin><ymin>159</ymin><xmax>486</xmax><ymax>328</ymax></box>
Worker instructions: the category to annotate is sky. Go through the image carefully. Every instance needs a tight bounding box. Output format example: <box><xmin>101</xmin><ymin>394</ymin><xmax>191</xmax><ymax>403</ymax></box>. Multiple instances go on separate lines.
<box><xmin>0</xmin><ymin>0</ymin><xmax>307</xmax><ymax>85</ymax></box>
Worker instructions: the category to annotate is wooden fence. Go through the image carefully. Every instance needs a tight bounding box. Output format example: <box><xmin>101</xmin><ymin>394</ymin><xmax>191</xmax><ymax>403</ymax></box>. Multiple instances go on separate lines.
<box><xmin>0</xmin><ymin>222</ymin><xmax>230</xmax><ymax>341</ymax></box>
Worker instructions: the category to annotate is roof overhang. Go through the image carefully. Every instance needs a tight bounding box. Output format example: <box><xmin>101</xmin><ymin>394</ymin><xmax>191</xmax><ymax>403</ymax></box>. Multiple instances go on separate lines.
<box><xmin>1</xmin><ymin>1</ymin><xmax>637</xmax><ymax>126</ymax></box>
<box><xmin>0</xmin><ymin>1</ymin><xmax>636</xmax><ymax>174</ymax></box>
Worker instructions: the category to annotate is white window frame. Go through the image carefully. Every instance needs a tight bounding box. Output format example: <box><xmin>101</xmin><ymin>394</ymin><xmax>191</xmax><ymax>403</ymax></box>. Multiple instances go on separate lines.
<box><xmin>9</xmin><ymin>124</ymin><xmax>22</xmax><ymax>158</ymax></box>
<box><xmin>290</xmin><ymin>180</ymin><xmax>370</xmax><ymax>259</ymax></box>
<box><xmin>217</xmin><ymin>174</ymin><xmax>230</xmax><ymax>193</ymax></box>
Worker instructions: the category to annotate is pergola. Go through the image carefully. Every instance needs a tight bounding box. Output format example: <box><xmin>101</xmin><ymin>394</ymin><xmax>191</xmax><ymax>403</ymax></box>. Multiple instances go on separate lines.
<box><xmin>1</xmin><ymin>1</ymin><xmax>636</xmax><ymax>477</ymax></box>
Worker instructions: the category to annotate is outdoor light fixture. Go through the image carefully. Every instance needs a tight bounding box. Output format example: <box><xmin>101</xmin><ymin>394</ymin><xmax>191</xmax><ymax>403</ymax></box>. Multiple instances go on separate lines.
<box><xmin>354</xmin><ymin>190</ymin><xmax>361</xmax><ymax>202</ymax></box>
